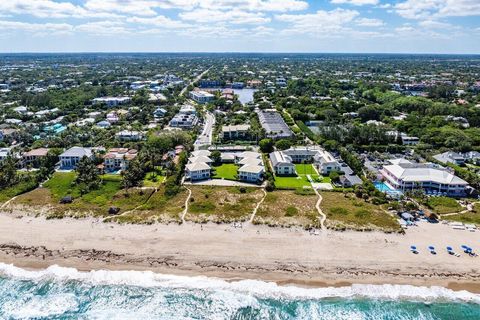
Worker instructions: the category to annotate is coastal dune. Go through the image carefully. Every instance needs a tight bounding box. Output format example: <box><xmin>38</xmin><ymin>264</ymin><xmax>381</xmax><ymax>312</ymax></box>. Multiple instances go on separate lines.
<box><xmin>0</xmin><ymin>212</ymin><xmax>479</xmax><ymax>292</ymax></box>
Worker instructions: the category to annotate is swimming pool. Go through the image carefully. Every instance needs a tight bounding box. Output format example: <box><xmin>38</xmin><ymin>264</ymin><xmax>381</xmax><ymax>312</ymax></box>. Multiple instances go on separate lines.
<box><xmin>374</xmin><ymin>181</ymin><xmax>393</xmax><ymax>192</ymax></box>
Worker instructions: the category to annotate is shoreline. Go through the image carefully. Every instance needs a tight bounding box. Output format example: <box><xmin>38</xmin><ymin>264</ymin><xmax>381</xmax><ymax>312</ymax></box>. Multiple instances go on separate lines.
<box><xmin>0</xmin><ymin>212</ymin><xmax>479</xmax><ymax>294</ymax></box>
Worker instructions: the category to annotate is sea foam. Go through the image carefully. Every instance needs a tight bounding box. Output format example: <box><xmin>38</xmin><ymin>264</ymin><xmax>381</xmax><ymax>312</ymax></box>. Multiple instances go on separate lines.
<box><xmin>0</xmin><ymin>263</ymin><xmax>478</xmax><ymax>304</ymax></box>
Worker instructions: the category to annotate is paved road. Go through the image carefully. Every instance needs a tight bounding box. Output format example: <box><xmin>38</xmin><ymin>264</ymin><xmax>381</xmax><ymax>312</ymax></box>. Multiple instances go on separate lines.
<box><xmin>194</xmin><ymin>111</ymin><xmax>215</xmax><ymax>150</ymax></box>
<box><xmin>180</xmin><ymin>67</ymin><xmax>211</xmax><ymax>97</ymax></box>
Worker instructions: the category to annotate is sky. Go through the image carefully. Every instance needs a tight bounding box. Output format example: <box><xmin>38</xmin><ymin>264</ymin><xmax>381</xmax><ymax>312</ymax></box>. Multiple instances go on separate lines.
<box><xmin>0</xmin><ymin>0</ymin><xmax>479</xmax><ymax>53</ymax></box>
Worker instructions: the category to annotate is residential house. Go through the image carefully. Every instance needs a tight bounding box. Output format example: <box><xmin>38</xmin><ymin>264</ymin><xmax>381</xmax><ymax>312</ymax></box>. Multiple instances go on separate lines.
<box><xmin>96</xmin><ymin>121</ymin><xmax>111</xmax><ymax>129</ymax></box>
<box><xmin>0</xmin><ymin>147</ymin><xmax>12</xmax><ymax>163</ymax></box>
<box><xmin>434</xmin><ymin>151</ymin><xmax>480</xmax><ymax>166</ymax></box>
<box><xmin>185</xmin><ymin>162</ymin><xmax>211</xmax><ymax>181</ymax></box>
<box><xmin>23</xmin><ymin>148</ymin><xmax>49</xmax><ymax>168</ymax></box>
<box><xmin>270</xmin><ymin>151</ymin><xmax>296</xmax><ymax>175</ymax></box>
<box><xmin>59</xmin><ymin>147</ymin><xmax>94</xmax><ymax>170</ymax></box>
<box><xmin>238</xmin><ymin>164</ymin><xmax>264</xmax><ymax>183</ymax></box>
<box><xmin>104</xmin><ymin>148</ymin><xmax>138</xmax><ymax>173</ymax></box>
<box><xmin>116</xmin><ymin>130</ymin><xmax>144</xmax><ymax>142</ymax></box>
<box><xmin>153</xmin><ymin>107</ymin><xmax>167</xmax><ymax>120</ymax></box>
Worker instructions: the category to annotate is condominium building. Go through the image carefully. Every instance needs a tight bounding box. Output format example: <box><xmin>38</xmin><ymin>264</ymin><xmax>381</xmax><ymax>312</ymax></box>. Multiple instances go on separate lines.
<box><xmin>380</xmin><ymin>159</ymin><xmax>468</xmax><ymax>196</ymax></box>
<box><xmin>256</xmin><ymin>108</ymin><xmax>293</xmax><ymax>139</ymax></box>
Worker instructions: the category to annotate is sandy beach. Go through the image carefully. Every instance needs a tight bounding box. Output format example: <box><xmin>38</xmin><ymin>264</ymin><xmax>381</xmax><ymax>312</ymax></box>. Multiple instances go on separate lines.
<box><xmin>0</xmin><ymin>211</ymin><xmax>479</xmax><ymax>292</ymax></box>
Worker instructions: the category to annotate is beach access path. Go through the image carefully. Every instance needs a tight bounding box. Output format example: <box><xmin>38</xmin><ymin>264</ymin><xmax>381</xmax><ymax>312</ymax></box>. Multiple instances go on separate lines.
<box><xmin>0</xmin><ymin>212</ymin><xmax>478</xmax><ymax>291</ymax></box>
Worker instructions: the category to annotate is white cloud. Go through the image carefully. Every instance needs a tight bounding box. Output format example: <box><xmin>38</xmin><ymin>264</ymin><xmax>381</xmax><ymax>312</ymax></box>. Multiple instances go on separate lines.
<box><xmin>276</xmin><ymin>9</ymin><xmax>359</xmax><ymax>36</ymax></box>
<box><xmin>83</xmin><ymin>0</ymin><xmax>307</xmax><ymax>16</ymax></box>
<box><xmin>418</xmin><ymin>20</ymin><xmax>452</xmax><ymax>29</ymax></box>
<box><xmin>127</xmin><ymin>16</ymin><xmax>190</xmax><ymax>28</ymax></box>
<box><xmin>180</xmin><ymin>9</ymin><xmax>270</xmax><ymax>24</ymax></box>
<box><xmin>356</xmin><ymin>18</ymin><xmax>384</xmax><ymax>27</ymax></box>
<box><xmin>396</xmin><ymin>0</ymin><xmax>480</xmax><ymax>20</ymax></box>
<box><xmin>75</xmin><ymin>21</ymin><xmax>130</xmax><ymax>35</ymax></box>
<box><xmin>0</xmin><ymin>0</ymin><xmax>116</xmax><ymax>18</ymax></box>
<box><xmin>331</xmin><ymin>0</ymin><xmax>379</xmax><ymax>5</ymax></box>
<box><xmin>0</xmin><ymin>20</ymin><xmax>73</xmax><ymax>35</ymax></box>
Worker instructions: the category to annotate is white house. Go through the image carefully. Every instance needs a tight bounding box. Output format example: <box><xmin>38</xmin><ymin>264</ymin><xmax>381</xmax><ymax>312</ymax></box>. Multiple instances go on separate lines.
<box><xmin>115</xmin><ymin>130</ymin><xmax>144</xmax><ymax>142</ymax></box>
<box><xmin>185</xmin><ymin>162</ymin><xmax>211</xmax><ymax>181</ymax></box>
<box><xmin>282</xmin><ymin>146</ymin><xmax>341</xmax><ymax>175</ymax></box>
<box><xmin>59</xmin><ymin>147</ymin><xmax>94</xmax><ymax>170</ymax></box>
<box><xmin>238</xmin><ymin>164</ymin><xmax>264</xmax><ymax>183</ymax></box>
<box><xmin>270</xmin><ymin>151</ymin><xmax>296</xmax><ymax>175</ymax></box>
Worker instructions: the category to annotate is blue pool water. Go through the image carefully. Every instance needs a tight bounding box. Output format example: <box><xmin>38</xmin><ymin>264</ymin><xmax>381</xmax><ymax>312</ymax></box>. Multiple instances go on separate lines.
<box><xmin>0</xmin><ymin>264</ymin><xmax>479</xmax><ymax>319</ymax></box>
<box><xmin>374</xmin><ymin>182</ymin><xmax>394</xmax><ymax>192</ymax></box>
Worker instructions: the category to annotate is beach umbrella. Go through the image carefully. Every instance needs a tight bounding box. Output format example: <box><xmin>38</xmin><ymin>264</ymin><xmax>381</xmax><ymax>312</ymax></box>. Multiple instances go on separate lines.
<box><xmin>461</xmin><ymin>245</ymin><xmax>469</xmax><ymax>249</ymax></box>
<box><xmin>410</xmin><ymin>245</ymin><xmax>417</xmax><ymax>250</ymax></box>
<box><xmin>446</xmin><ymin>246</ymin><xmax>453</xmax><ymax>251</ymax></box>
<box><xmin>428</xmin><ymin>246</ymin><xmax>435</xmax><ymax>250</ymax></box>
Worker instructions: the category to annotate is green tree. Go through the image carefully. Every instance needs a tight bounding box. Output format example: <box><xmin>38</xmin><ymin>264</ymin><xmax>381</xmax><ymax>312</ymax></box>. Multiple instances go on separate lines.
<box><xmin>275</xmin><ymin>139</ymin><xmax>292</xmax><ymax>151</ymax></box>
<box><xmin>121</xmin><ymin>159</ymin><xmax>145</xmax><ymax>190</ymax></box>
<box><xmin>211</xmin><ymin>150</ymin><xmax>221</xmax><ymax>165</ymax></box>
<box><xmin>259</xmin><ymin>138</ymin><xmax>274</xmax><ymax>153</ymax></box>
<box><xmin>0</xmin><ymin>157</ymin><xmax>18</xmax><ymax>189</ymax></box>
<box><xmin>75</xmin><ymin>156</ymin><xmax>101</xmax><ymax>194</ymax></box>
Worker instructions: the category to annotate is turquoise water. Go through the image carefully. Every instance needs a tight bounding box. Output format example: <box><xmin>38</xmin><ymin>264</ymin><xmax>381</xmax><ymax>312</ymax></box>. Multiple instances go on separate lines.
<box><xmin>374</xmin><ymin>182</ymin><xmax>393</xmax><ymax>192</ymax></box>
<box><xmin>0</xmin><ymin>264</ymin><xmax>479</xmax><ymax>319</ymax></box>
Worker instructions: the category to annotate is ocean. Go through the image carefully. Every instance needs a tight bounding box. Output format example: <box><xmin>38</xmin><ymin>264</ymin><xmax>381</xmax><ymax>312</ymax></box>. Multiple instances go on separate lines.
<box><xmin>0</xmin><ymin>264</ymin><xmax>478</xmax><ymax>319</ymax></box>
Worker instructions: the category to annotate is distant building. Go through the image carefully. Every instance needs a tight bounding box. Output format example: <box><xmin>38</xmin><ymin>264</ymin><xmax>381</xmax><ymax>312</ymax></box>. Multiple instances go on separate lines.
<box><xmin>433</xmin><ymin>151</ymin><xmax>480</xmax><ymax>166</ymax></box>
<box><xmin>169</xmin><ymin>104</ymin><xmax>199</xmax><ymax>129</ymax></box>
<box><xmin>190</xmin><ymin>90</ymin><xmax>215</xmax><ymax>104</ymax></box>
<box><xmin>104</xmin><ymin>148</ymin><xmax>138</xmax><ymax>173</ymax></box>
<box><xmin>387</xmin><ymin>131</ymin><xmax>420</xmax><ymax>146</ymax></box>
<box><xmin>23</xmin><ymin>148</ymin><xmax>49</xmax><ymax>168</ymax></box>
<box><xmin>232</xmin><ymin>82</ymin><xmax>244</xmax><ymax>89</ymax></box>
<box><xmin>92</xmin><ymin>97</ymin><xmax>131</xmax><ymax>107</ymax></box>
<box><xmin>153</xmin><ymin>107</ymin><xmax>167</xmax><ymax>120</ymax></box>
<box><xmin>222</xmin><ymin>124</ymin><xmax>251</xmax><ymax>141</ymax></box>
<box><xmin>0</xmin><ymin>147</ymin><xmax>13</xmax><ymax>163</ymax></box>
<box><xmin>96</xmin><ymin>121</ymin><xmax>111</xmax><ymax>129</ymax></box>
<box><xmin>59</xmin><ymin>147</ymin><xmax>94</xmax><ymax>170</ymax></box>
<box><xmin>276</xmin><ymin>78</ymin><xmax>287</xmax><ymax>87</ymax></box>
<box><xmin>199</xmin><ymin>80</ymin><xmax>221</xmax><ymax>88</ymax></box>
<box><xmin>115</xmin><ymin>130</ymin><xmax>144</xmax><ymax>142</ymax></box>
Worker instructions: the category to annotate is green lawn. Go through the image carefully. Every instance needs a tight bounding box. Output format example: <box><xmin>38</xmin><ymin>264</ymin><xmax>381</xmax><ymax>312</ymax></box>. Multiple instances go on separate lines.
<box><xmin>294</xmin><ymin>164</ymin><xmax>317</xmax><ymax>175</ymax></box>
<box><xmin>275</xmin><ymin>164</ymin><xmax>326</xmax><ymax>189</ymax></box>
<box><xmin>212</xmin><ymin>164</ymin><xmax>238</xmax><ymax>180</ymax></box>
<box><xmin>143</xmin><ymin>169</ymin><xmax>166</xmax><ymax>187</ymax></box>
<box><xmin>275</xmin><ymin>175</ymin><xmax>313</xmax><ymax>189</ymax></box>
<box><xmin>427</xmin><ymin>197</ymin><xmax>462</xmax><ymax>214</ymax></box>
<box><xmin>0</xmin><ymin>178</ymin><xmax>39</xmax><ymax>203</ymax></box>
<box><xmin>443</xmin><ymin>205</ymin><xmax>480</xmax><ymax>226</ymax></box>
<box><xmin>321</xmin><ymin>192</ymin><xmax>402</xmax><ymax>233</ymax></box>
<box><xmin>43</xmin><ymin>172</ymin><xmax>79</xmax><ymax>200</ymax></box>
<box><xmin>33</xmin><ymin>172</ymin><xmax>153</xmax><ymax>216</ymax></box>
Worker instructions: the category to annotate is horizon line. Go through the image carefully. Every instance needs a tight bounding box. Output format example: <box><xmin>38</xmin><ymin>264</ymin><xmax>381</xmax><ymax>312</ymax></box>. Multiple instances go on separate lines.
<box><xmin>0</xmin><ymin>51</ymin><xmax>480</xmax><ymax>56</ymax></box>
